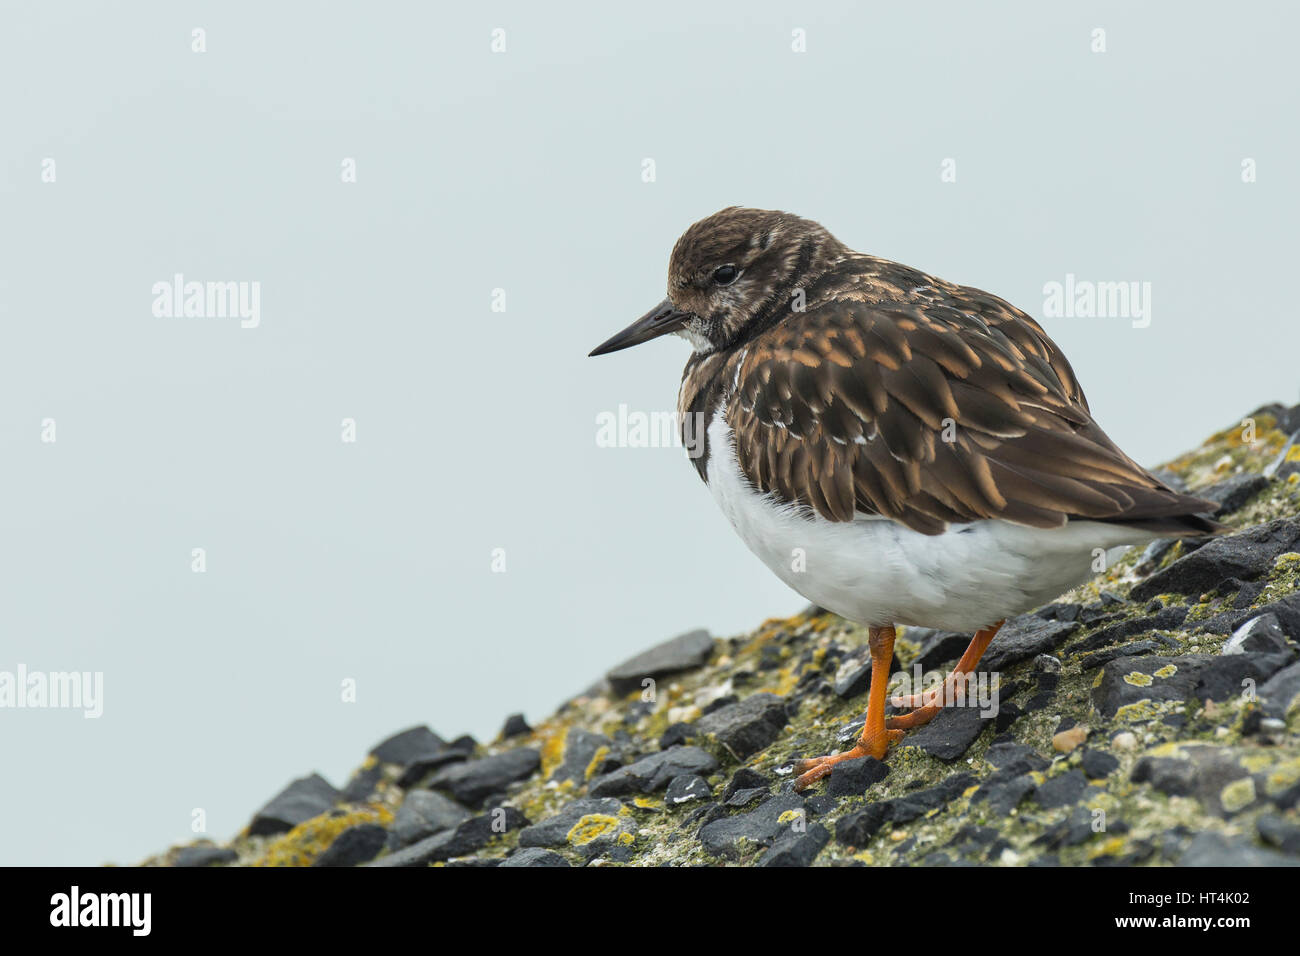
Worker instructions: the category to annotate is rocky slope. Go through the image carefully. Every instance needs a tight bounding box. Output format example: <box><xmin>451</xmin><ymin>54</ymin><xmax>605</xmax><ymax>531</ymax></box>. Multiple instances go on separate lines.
<box><xmin>144</xmin><ymin>403</ymin><xmax>1300</xmax><ymax>867</ymax></box>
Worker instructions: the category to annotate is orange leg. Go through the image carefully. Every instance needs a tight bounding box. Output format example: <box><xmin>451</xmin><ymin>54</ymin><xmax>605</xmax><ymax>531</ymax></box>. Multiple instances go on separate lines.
<box><xmin>793</xmin><ymin>625</ymin><xmax>904</xmax><ymax>791</ymax></box>
<box><xmin>885</xmin><ymin>620</ymin><xmax>1003</xmax><ymax>730</ymax></box>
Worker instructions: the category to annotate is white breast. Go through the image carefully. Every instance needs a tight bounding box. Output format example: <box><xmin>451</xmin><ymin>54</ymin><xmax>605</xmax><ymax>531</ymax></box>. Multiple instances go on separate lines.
<box><xmin>703</xmin><ymin>410</ymin><xmax>1153</xmax><ymax>632</ymax></box>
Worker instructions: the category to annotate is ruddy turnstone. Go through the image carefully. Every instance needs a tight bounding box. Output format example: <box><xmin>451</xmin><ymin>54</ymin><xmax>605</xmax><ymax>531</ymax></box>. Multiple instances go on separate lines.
<box><xmin>589</xmin><ymin>207</ymin><xmax>1222</xmax><ymax>790</ymax></box>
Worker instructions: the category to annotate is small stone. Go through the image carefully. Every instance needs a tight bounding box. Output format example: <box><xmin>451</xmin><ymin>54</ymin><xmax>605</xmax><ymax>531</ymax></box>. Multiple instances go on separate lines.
<box><xmin>550</xmin><ymin>729</ymin><xmax>618</xmax><ymax>784</ymax></box>
<box><xmin>1034</xmin><ymin>770</ymin><xmax>1087</xmax><ymax>809</ymax></box>
<box><xmin>1179</xmin><ymin>831</ymin><xmax>1300</xmax><ymax>867</ymax></box>
<box><xmin>499</xmin><ymin>713</ymin><xmax>531</xmax><ymax>738</ymax></box>
<box><xmin>367</xmin><ymin>807</ymin><xmax>528</xmax><ymax>866</ymax></box>
<box><xmin>429</xmin><ymin>748</ymin><xmax>541</xmax><ymax>808</ymax></box>
<box><xmin>1033</xmin><ymin>654</ymin><xmax>1062</xmax><ymax>674</ymax></box>
<box><xmin>1052</xmin><ymin>726</ymin><xmax>1088</xmax><ymax>753</ymax></box>
<box><xmin>248</xmin><ymin>773</ymin><xmax>339</xmax><ymax>837</ymax></box>
<box><xmin>606</xmin><ymin>629</ymin><xmax>714</xmax><ymax>696</ymax></box>
<box><xmin>698</xmin><ymin>794</ymin><xmax>805</xmax><ymax>859</ymax></box>
<box><xmin>1257</xmin><ymin>814</ymin><xmax>1300</xmax><ymax>855</ymax></box>
<box><xmin>903</xmin><ymin>705</ymin><xmax>993</xmax><ymax>761</ymax></box>
<box><xmin>665</xmin><ymin>774</ymin><xmax>711</xmax><ymax>805</ymax></box>
<box><xmin>1113</xmin><ymin>732</ymin><xmax>1138</xmax><ymax>751</ymax></box>
<box><xmin>1261</xmin><ymin>661</ymin><xmax>1300</xmax><ymax>718</ymax></box>
<box><xmin>517</xmin><ymin>797</ymin><xmax>624</xmax><ymax>848</ymax></box>
<box><xmin>1201</xmin><ymin>473</ymin><xmax>1270</xmax><ymax>517</ymax></box>
<box><xmin>692</xmin><ymin>693</ymin><xmax>789</xmax><ymax>759</ymax></box>
<box><xmin>827</xmin><ymin>756</ymin><xmax>889</xmax><ymax>797</ymax></box>
<box><xmin>389</xmin><ymin>790</ymin><xmax>472</xmax><ymax>848</ymax></box>
<box><xmin>721</xmin><ymin>767</ymin><xmax>770</xmax><ymax>800</ymax></box>
<box><xmin>758</xmin><ymin>823</ymin><xmax>830</xmax><ymax>867</ymax></box>
<box><xmin>500</xmin><ymin>847</ymin><xmax>570</xmax><ymax>868</ymax></box>
<box><xmin>1080</xmin><ymin>750</ymin><xmax>1120</xmax><ymax>779</ymax></box>
<box><xmin>589</xmin><ymin>746</ymin><xmax>718</xmax><ymax>797</ymax></box>
<box><xmin>312</xmin><ymin>824</ymin><xmax>387</xmax><ymax>867</ymax></box>
<box><xmin>982</xmin><ymin>616</ymin><xmax>1080</xmax><ymax>671</ymax></box>
<box><xmin>1131</xmin><ymin>518</ymin><xmax>1300</xmax><ymax>602</ymax></box>
<box><xmin>1223</xmin><ymin>613</ymin><xmax>1292</xmax><ymax>657</ymax></box>
<box><xmin>173</xmin><ymin>845</ymin><xmax>237</xmax><ymax>867</ymax></box>
<box><xmin>1092</xmin><ymin>653</ymin><xmax>1293</xmax><ymax>716</ymax></box>
<box><xmin>370</xmin><ymin>725</ymin><xmax>448</xmax><ymax>765</ymax></box>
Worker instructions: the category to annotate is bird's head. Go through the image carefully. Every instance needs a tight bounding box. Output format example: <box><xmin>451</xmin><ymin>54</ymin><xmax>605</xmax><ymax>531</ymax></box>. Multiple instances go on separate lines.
<box><xmin>589</xmin><ymin>207</ymin><xmax>847</xmax><ymax>357</ymax></box>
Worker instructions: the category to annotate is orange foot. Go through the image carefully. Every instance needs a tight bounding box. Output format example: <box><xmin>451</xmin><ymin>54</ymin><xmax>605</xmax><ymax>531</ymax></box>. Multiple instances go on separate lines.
<box><xmin>792</xmin><ymin>729</ymin><xmax>904</xmax><ymax>790</ymax></box>
<box><xmin>791</xmin><ymin>620</ymin><xmax>1005</xmax><ymax>792</ymax></box>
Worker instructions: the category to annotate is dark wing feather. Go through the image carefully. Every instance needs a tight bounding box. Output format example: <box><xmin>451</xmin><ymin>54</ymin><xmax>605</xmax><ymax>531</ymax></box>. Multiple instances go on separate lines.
<box><xmin>724</xmin><ymin>288</ymin><xmax>1221</xmax><ymax>536</ymax></box>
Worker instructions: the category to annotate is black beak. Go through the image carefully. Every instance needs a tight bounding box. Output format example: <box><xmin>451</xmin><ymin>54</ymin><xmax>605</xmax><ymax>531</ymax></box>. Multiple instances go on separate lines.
<box><xmin>589</xmin><ymin>299</ymin><xmax>691</xmax><ymax>357</ymax></box>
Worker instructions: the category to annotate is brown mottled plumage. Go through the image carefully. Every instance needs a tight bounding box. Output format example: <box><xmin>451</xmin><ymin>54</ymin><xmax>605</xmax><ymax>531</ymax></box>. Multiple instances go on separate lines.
<box><xmin>590</xmin><ymin>207</ymin><xmax>1221</xmax><ymax>787</ymax></box>
<box><xmin>658</xmin><ymin>208</ymin><xmax>1219</xmax><ymax>537</ymax></box>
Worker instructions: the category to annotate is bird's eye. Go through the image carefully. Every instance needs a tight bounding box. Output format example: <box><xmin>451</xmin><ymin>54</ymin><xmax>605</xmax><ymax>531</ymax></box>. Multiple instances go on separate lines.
<box><xmin>712</xmin><ymin>264</ymin><xmax>739</xmax><ymax>285</ymax></box>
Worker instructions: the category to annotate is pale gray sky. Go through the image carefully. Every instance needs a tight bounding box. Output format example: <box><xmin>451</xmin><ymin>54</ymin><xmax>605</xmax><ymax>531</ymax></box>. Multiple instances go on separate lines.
<box><xmin>1</xmin><ymin>1</ymin><xmax>1295</xmax><ymax>865</ymax></box>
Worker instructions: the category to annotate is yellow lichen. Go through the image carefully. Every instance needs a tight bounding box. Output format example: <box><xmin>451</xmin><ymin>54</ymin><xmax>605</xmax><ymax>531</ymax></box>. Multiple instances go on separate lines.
<box><xmin>1219</xmin><ymin>777</ymin><xmax>1257</xmax><ymax>814</ymax></box>
<box><xmin>1124</xmin><ymin>672</ymin><xmax>1154</xmax><ymax>687</ymax></box>
<box><xmin>584</xmin><ymin>745</ymin><xmax>610</xmax><ymax>781</ymax></box>
<box><xmin>567</xmin><ymin>814</ymin><xmax>621</xmax><ymax>846</ymax></box>
<box><xmin>251</xmin><ymin>805</ymin><xmax>393</xmax><ymax>867</ymax></box>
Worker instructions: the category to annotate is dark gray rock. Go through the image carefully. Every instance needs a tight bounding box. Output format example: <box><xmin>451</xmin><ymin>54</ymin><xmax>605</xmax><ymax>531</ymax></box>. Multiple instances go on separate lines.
<box><xmin>517</xmin><ymin>797</ymin><xmax>623</xmax><ymax>848</ymax></box>
<box><xmin>724</xmin><ymin>787</ymin><xmax>767</xmax><ymax>808</ymax></box>
<box><xmin>982</xmin><ymin>616</ymin><xmax>1079</xmax><ymax>671</ymax></box>
<box><xmin>501</xmin><ymin>847</ymin><xmax>570</xmax><ymax>868</ymax></box>
<box><xmin>692</xmin><ymin>692</ymin><xmax>788</xmax><ymax>759</ymax></box>
<box><xmin>903</xmin><ymin>704</ymin><xmax>993</xmax><ymax>761</ymax></box>
<box><xmin>588</xmin><ymin>746</ymin><xmax>718</xmax><ymax>797</ymax></box>
<box><xmin>1034</xmin><ymin>770</ymin><xmax>1087</xmax><ymax>809</ymax></box>
<box><xmin>837</xmin><ymin>774</ymin><xmax>974</xmax><ymax>847</ymax></box>
<box><xmin>664</xmin><ymin>774</ymin><xmax>711</xmax><ymax>806</ymax></box>
<box><xmin>312</xmin><ymin>823</ymin><xmax>387</xmax><ymax>867</ymax></box>
<box><xmin>1257</xmin><ymin>814</ymin><xmax>1300</xmax><ymax>855</ymax></box>
<box><xmin>977</xmin><ymin>774</ymin><xmax>1037</xmax><ymax>816</ymax></box>
<box><xmin>371</xmin><ymin>725</ymin><xmax>447</xmax><ymax>765</ymax></box>
<box><xmin>371</xmin><ymin>726</ymin><xmax>470</xmax><ymax>786</ymax></box>
<box><xmin>1075</xmin><ymin>607</ymin><xmax>1189</xmax><ymax>652</ymax></box>
<box><xmin>758</xmin><ymin>823</ymin><xmax>830</xmax><ymax>867</ymax></box>
<box><xmin>1080</xmin><ymin>750</ymin><xmax>1120</xmax><ymax>779</ymax></box>
<box><xmin>367</xmin><ymin>807</ymin><xmax>528</xmax><ymax>866</ymax></box>
<box><xmin>606</xmin><ymin>629</ymin><xmax>714</xmax><ymax>696</ymax></box>
<box><xmin>1179</xmin><ymin>831</ymin><xmax>1300</xmax><ymax>866</ymax></box>
<box><xmin>827</xmin><ymin>756</ymin><xmax>888</xmax><ymax>797</ymax></box>
<box><xmin>1131</xmin><ymin>518</ymin><xmax>1300</xmax><ymax>601</ymax></box>
<box><xmin>1131</xmin><ymin>747</ymin><xmax>1255</xmax><ymax>817</ymax></box>
<box><xmin>1092</xmin><ymin>653</ymin><xmax>1293</xmax><ymax>716</ymax></box>
<box><xmin>1195</xmin><ymin>592</ymin><xmax>1300</xmax><ymax>640</ymax></box>
<box><xmin>1078</xmin><ymin>640</ymin><xmax>1168</xmax><ymax>671</ymax></box>
<box><xmin>721</xmin><ymin>767</ymin><xmax>769</xmax><ymax>800</ymax></box>
<box><xmin>500</xmin><ymin>713</ymin><xmax>531</xmax><ymax>738</ymax></box>
<box><xmin>833</xmin><ymin>656</ymin><xmax>872</xmax><ymax>699</ymax></box>
<box><xmin>908</xmin><ymin>628</ymin><xmax>973</xmax><ymax>671</ymax></box>
<box><xmin>1201</xmin><ymin>474</ymin><xmax>1271</xmax><ymax>517</ymax></box>
<box><xmin>698</xmin><ymin>794</ymin><xmax>805</xmax><ymax>859</ymax></box>
<box><xmin>428</xmin><ymin>748</ymin><xmax>540</xmax><ymax>807</ymax></box>
<box><xmin>339</xmin><ymin>763</ymin><xmax>383</xmax><ymax>803</ymax></box>
<box><xmin>389</xmin><ymin>789</ymin><xmax>472</xmax><ymax>848</ymax></box>
<box><xmin>549</xmin><ymin>729</ymin><xmax>618</xmax><ymax>784</ymax></box>
<box><xmin>836</xmin><ymin>802</ymin><xmax>891</xmax><ymax>846</ymax></box>
<box><xmin>984</xmin><ymin>740</ymin><xmax>1050</xmax><ymax>772</ymax></box>
<box><xmin>248</xmin><ymin>773</ymin><xmax>339</xmax><ymax>837</ymax></box>
<box><xmin>1223</xmin><ymin>613</ymin><xmax>1293</xmax><ymax>657</ymax></box>
<box><xmin>1260</xmin><ymin>660</ymin><xmax>1300</xmax><ymax>718</ymax></box>
<box><xmin>173</xmin><ymin>845</ymin><xmax>237</xmax><ymax>867</ymax></box>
